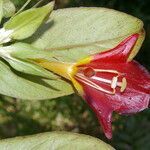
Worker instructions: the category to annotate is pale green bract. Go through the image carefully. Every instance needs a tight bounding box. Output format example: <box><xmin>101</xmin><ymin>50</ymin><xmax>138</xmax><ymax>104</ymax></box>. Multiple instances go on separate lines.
<box><xmin>3</xmin><ymin>0</ymin><xmax>16</xmax><ymax>18</ymax></box>
<box><xmin>0</xmin><ymin>43</ymin><xmax>58</xmax><ymax>79</ymax></box>
<box><xmin>0</xmin><ymin>7</ymin><xmax>144</xmax><ymax>100</ymax></box>
<box><xmin>0</xmin><ymin>59</ymin><xmax>73</xmax><ymax>100</ymax></box>
<box><xmin>4</xmin><ymin>1</ymin><xmax>54</xmax><ymax>40</ymax></box>
<box><xmin>0</xmin><ymin>132</ymin><xmax>115</xmax><ymax>150</ymax></box>
<box><xmin>0</xmin><ymin>0</ymin><xmax>16</xmax><ymax>24</ymax></box>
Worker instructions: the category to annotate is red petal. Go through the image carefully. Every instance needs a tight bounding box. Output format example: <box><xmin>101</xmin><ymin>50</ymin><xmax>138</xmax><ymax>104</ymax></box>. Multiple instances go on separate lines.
<box><xmin>115</xmin><ymin>88</ymin><xmax>149</xmax><ymax>114</ymax></box>
<box><xmin>98</xmin><ymin>114</ymin><xmax>112</xmax><ymax>139</ymax></box>
<box><xmin>80</xmin><ymin>83</ymin><xmax>119</xmax><ymax>139</ymax></box>
<box><xmin>80</xmin><ymin>74</ymin><xmax>149</xmax><ymax>138</ymax></box>
<box><xmin>92</xmin><ymin>34</ymin><xmax>139</xmax><ymax>63</ymax></box>
<box><xmin>75</xmin><ymin>34</ymin><xmax>150</xmax><ymax>139</ymax></box>
<box><xmin>87</xmin><ymin>60</ymin><xmax>150</xmax><ymax>94</ymax></box>
<box><xmin>77</xmin><ymin>60</ymin><xmax>150</xmax><ymax>139</ymax></box>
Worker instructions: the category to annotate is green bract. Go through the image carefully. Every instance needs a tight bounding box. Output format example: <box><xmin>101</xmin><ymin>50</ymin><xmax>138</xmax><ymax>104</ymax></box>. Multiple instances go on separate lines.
<box><xmin>0</xmin><ymin>59</ymin><xmax>73</xmax><ymax>100</ymax></box>
<box><xmin>3</xmin><ymin>0</ymin><xmax>16</xmax><ymax>18</ymax></box>
<box><xmin>0</xmin><ymin>43</ymin><xmax>57</xmax><ymax>79</ymax></box>
<box><xmin>4</xmin><ymin>1</ymin><xmax>54</xmax><ymax>40</ymax></box>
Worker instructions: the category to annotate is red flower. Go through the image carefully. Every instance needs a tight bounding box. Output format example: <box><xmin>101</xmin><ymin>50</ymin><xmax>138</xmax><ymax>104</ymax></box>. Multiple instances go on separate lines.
<box><xmin>74</xmin><ymin>34</ymin><xmax>150</xmax><ymax>139</ymax></box>
<box><xmin>34</xmin><ymin>34</ymin><xmax>150</xmax><ymax>139</ymax></box>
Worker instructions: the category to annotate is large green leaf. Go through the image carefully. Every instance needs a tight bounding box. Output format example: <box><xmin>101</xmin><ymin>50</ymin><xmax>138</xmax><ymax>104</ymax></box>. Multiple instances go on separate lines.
<box><xmin>0</xmin><ymin>132</ymin><xmax>115</xmax><ymax>150</ymax></box>
<box><xmin>0</xmin><ymin>59</ymin><xmax>73</xmax><ymax>100</ymax></box>
<box><xmin>28</xmin><ymin>8</ymin><xmax>144</xmax><ymax>62</ymax></box>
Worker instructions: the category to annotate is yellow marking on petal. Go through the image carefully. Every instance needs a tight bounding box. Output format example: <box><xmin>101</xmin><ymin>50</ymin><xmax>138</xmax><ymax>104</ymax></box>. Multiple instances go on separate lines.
<box><xmin>70</xmin><ymin>76</ymin><xmax>84</xmax><ymax>95</ymax></box>
<box><xmin>31</xmin><ymin>59</ymin><xmax>73</xmax><ymax>80</ymax></box>
<box><xmin>68</xmin><ymin>66</ymin><xmax>84</xmax><ymax>95</ymax></box>
<box><xmin>68</xmin><ymin>56</ymin><xmax>93</xmax><ymax>95</ymax></box>
<box><xmin>31</xmin><ymin>58</ymin><xmax>84</xmax><ymax>95</ymax></box>
<box><xmin>75</xmin><ymin>56</ymin><xmax>93</xmax><ymax>66</ymax></box>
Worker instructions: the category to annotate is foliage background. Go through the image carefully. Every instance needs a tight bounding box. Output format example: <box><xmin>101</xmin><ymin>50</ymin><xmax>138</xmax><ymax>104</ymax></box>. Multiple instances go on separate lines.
<box><xmin>0</xmin><ymin>0</ymin><xmax>150</xmax><ymax>149</ymax></box>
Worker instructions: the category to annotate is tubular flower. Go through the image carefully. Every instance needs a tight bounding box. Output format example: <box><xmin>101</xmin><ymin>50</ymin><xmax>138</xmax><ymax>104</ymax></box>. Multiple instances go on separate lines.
<box><xmin>34</xmin><ymin>34</ymin><xmax>150</xmax><ymax>139</ymax></box>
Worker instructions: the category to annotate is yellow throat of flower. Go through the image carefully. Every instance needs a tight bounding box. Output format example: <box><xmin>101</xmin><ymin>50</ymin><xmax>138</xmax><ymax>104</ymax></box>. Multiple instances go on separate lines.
<box><xmin>31</xmin><ymin>58</ymin><xmax>91</xmax><ymax>95</ymax></box>
<box><xmin>31</xmin><ymin>58</ymin><xmax>75</xmax><ymax>80</ymax></box>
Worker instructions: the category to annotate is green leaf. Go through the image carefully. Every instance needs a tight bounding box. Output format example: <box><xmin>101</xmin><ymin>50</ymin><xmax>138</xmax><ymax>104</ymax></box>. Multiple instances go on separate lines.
<box><xmin>3</xmin><ymin>0</ymin><xmax>16</xmax><ymax>18</ymax></box>
<box><xmin>0</xmin><ymin>132</ymin><xmax>115</xmax><ymax>150</ymax></box>
<box><xmin>6</xmin><ymin>42</ymin><xmax>56</xmax><ymax>61</ymax></box>
<box><xmin>28</xmin><ymin>7</ymin><xmax>144</xmax><ymax>62</ymax></box>
<box><xmin>2</xmin><ymin>57</ymin><xmax>57</xmax><ymax>79</ymax></box>
<box><xmin>0</xmin><ymin>43</ymin><xmax>73</xmax><ymax>100</ymax></box>
<box><xmin>0</xmin><ymin>43</ymin><xmax>57</xmax><ymax>78</ymax></box>
<box><xmin>4</xmin><ymin>1</ymin><xmax>54</xmax><ymax>40</ymax></box>
<box><xmin>0</xmin><ymin>59</ymin><xmax>73</xmax><ymax>100</ymax></box>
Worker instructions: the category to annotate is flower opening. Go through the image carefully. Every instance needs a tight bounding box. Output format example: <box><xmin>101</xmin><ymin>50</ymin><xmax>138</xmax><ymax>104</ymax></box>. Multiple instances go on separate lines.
<box><xmin>75</xmin><ymin>67</ymin><xmax>127</xmax><ymax>95</ymax></box>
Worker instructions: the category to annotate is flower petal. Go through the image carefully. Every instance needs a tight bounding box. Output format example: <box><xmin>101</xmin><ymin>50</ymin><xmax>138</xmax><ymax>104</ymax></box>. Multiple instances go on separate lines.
<box><xmin>76</xmin><ymin>59</ymin><xmax>150</xmax><ymax>139</ymax></box>
<box><xmin>87</xmin><ymin>60</ymin><xmax>150</xmax><ymax>94</ymax></box>
<box><xmin>80</xmin><ymin>82</ymin><xmax>119</xmax><ymax>139</ymax></box>
<box><xmin>115</xmin><ymin>88</ymin><xmax>149</xmax><ymax>114</ymax></box>
<box><xmin>79</xmin><ymin>71</ymin><xmax>149</xmax><ymax>138</ymax></box>
<box><xmin>92</xmin><ymin>34</ymin><xmax>139</xmax><ymax>63</ymax></box>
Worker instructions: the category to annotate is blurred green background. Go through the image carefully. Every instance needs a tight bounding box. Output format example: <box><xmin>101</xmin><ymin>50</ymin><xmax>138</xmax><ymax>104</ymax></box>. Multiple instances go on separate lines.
<box><xmin>0</xmin><ymin>0</ymin><xmax>150</xmax><ymax>150</ymax></box>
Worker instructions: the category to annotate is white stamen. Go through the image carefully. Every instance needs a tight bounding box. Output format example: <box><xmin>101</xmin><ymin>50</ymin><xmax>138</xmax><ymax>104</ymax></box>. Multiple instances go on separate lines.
<box><xmin>111</xmin><ymin>76</ymin><xmax>118</xmax><ymax>89</ymax></box>
<box><xmin>94</xmin><ymin>69</ymin><xmax>119</xmax><ymax>74</ymax></box>
<box><xmin>93</xmin><ymin>69</ymin><xmax>127</xmax><ymax>92</ymax></box>
<box><xmin>76</xmin><ymin>74</ymin><xmax>115</xmax><ymax>94</ymax></box>
<box><xmin>77</xmin><ymin>67</ymin><xmax>127</xmax><ymax>94</ymax></box>
<box><xmin>92</xmin><ymin>76</ymin><xmax>112</xmax><ymax>84</ymax></box>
